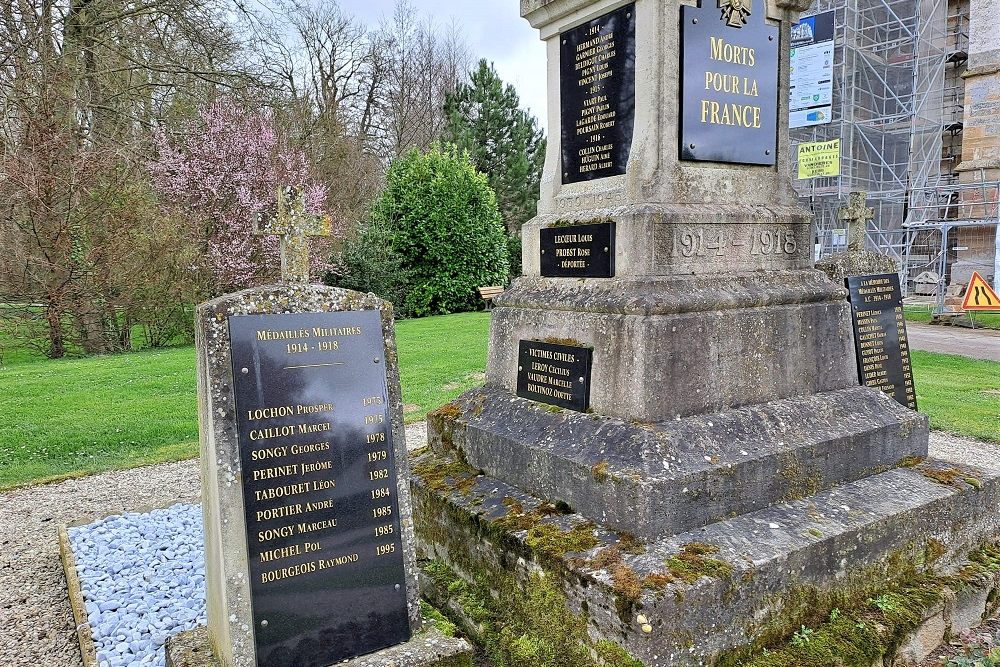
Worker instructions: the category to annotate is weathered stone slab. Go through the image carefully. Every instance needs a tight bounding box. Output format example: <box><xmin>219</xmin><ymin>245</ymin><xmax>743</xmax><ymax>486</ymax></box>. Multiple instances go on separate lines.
<box><xmin>166</xmin><ymin>624</ymin><xmax>474</xmax><ymax>667</ymax></box>
<box><xmin>411</xmin><ymin>435</ymin><xmax>1000</xmax><ymax>666</ymax></box>
<box><xmin>429</xmin><ymin>386</ymin><xmax>927</xmax><ymax>539</ymax></box>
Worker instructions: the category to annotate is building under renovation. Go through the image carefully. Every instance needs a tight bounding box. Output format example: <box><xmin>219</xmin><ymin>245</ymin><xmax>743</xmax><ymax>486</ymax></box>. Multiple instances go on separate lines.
<box><xmin>789</xmin><ymin>0</ymin><xmax>999</xmax><ymax>306</ymax></box>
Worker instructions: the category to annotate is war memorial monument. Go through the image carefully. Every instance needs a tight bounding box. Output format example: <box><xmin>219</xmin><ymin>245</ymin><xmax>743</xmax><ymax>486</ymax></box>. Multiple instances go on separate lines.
<box><xmin>410</xmin><ymin>0</ymin><xmax>1000</xmax><ymax>665</ymax></box>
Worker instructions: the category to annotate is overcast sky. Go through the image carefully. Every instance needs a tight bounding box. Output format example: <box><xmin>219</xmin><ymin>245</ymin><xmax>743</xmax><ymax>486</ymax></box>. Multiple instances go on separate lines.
<box><xmin>338</xmin><ymin>1</ymin><xmax>549</xmax><ymax>125</ymax></box>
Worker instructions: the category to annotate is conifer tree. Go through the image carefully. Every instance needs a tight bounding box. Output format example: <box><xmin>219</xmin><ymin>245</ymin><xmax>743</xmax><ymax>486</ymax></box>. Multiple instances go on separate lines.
<box><xmin>442</xmin><ymin>60</ymin><xmax>546</xmax><ymax>234</ymax></box>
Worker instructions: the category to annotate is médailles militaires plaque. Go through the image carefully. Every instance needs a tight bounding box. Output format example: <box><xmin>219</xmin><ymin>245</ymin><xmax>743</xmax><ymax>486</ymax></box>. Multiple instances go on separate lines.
<box><xmin>846</xmin><ymin>274</ymin><xmax>918</xmax><ymax>410</ymax></box>
<box><xmin>517</xmin><ymin>340</ymin><xmax>594</xmax><ymax>412</ymax></box>
<box><xmin>679</xmin><ymin>0</ymin><xmax>778</xmax><ymax>165</ymax></box>
<box><xmin>560</xmin><ymin>4</ymin><xmax>636</xmax><ymax>184</ymax></box>
<box><xmin>540</xmin><ymin>222</ymin><xmax>616</xmax><ymax>278</ymax></box>
<box><xmin>229</xmin><ymin>310</ymin><xmax>410</xmax><ymax>667</ymax></box>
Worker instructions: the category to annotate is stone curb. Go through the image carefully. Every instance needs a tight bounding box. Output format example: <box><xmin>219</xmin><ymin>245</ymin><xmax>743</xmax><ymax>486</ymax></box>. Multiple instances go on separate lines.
<box><xmin>58</xmin><ymin>524</ymin><xmax>98</xmax><ymax>667</ymax></box>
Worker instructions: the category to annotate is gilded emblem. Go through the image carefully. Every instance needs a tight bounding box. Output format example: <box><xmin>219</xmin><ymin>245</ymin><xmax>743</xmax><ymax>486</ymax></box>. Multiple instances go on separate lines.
<box><xmin>719</xmin><ymin>0</ymin><xmax>752</xmax><ymax>27</ymax></box>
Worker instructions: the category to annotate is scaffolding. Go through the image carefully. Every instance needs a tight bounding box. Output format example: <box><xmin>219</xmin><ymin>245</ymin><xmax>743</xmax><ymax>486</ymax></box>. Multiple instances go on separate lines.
<box><xmin>789</xmin><ymin>0</ymin><xmax>1000</xmax><ymax>300</ymax></box>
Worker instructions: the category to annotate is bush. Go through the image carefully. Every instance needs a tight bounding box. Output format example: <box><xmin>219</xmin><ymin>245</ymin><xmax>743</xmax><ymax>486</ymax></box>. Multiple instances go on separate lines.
<box><xmin>507</xmin><ymin>233</ymin><xmax>523</xmax><ymax>281</ymax></box>
<box><xmin>340</xmin><ymin>144</ymin><xmax>509</xmax><ymax>317</ymax></box>
<box><xmin>334</xmin><ymin>222</ymin><xmax>411</xmax><ymax>308</ymax></box>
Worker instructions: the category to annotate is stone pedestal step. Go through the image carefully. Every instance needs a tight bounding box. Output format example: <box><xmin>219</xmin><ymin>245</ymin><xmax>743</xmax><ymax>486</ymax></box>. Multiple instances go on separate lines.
<box><xmin>429</xmin><ymin>386</ymin><xmax>927</xmax><ymax>538</ymax></box>
<box><xmin>411</xmin><ymin>434</ymin><xmax>1000</xmax><ymax>666</ymax></box>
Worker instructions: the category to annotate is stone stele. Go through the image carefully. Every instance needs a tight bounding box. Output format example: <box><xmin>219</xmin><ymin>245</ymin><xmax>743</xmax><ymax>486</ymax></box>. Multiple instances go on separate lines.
<box><xmin>191</xmin><ymin>283</ymin><xmax>471</xmax><ymax>667</ymax></box>
<box><xmin>411</xmin><ymin>0</ymin><xmax>1000</xmax><ymax>665</ymax></box>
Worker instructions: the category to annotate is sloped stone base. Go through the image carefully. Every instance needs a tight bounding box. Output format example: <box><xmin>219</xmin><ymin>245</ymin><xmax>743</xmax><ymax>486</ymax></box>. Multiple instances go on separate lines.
<box><xmin>410</xmin><ymin>434</ymin><xmax>1000</xmax><ymax>666</ymax></box>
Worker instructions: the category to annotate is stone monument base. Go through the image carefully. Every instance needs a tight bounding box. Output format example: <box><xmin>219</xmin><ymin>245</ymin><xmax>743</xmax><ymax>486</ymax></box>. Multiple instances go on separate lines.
<box><xmin>427</xmin><ymin>387</ymin><xmax>927</xmax><ymax>539</ymax></box>
<box><xmin>411</xmin><ymin>402</ymin><xmax>1000</xmax><ymax>667</ymax></box>
<box><xmin>165</xmin><ymin>621</ymin><xmax>475</xmax><ymax>667</ymax></box>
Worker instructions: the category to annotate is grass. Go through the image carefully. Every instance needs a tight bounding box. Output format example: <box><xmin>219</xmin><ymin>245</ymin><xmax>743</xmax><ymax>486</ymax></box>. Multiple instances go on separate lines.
<box><xmin>0</xmin><ymin>312</ymin><xmax>490</xmax><ymax>490</ymax></box>
<box><xmin>0</xmin><ymin>309</ymin><xmax>996</xmax><ymax>490</ymax></box>
<box><xmin>911</xmin><ymin>350</ymin><xmax>1000</xmax><ymax>444</ymax></box>
<box><xmin>905</xmin><ymin>305</ymin><xmax>1000</xmax><ymax>330</ymax></box>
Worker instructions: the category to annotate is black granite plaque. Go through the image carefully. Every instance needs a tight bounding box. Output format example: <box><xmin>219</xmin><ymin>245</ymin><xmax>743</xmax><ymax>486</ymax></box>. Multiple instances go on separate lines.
<box><xmin>228</xmin><ymin>310</ymin><xmax>410</xmax><ymax>667</ymax></box>
<box><xmin>560</xmin><ymin>4</ymin><xmax>636</xmax><ymax>184</ymax></box>
<box><xmin>540</xmin><ymin>222</ymin><xmax>616</xmax><ymax>278</ymax></box>
<box><xmin>679</xmin><ymin>0</ymin><xmax>779</xmax><ymax>165</ymax></box>
<box><xmin>846</xmin><ymin>274</ymin><xmax>918</xmax><ymax>410</ymax></box>
<box><xmin>516</xmin><ymin>340</ymin><xmax>593</xmax><ymax>412</ymax></box>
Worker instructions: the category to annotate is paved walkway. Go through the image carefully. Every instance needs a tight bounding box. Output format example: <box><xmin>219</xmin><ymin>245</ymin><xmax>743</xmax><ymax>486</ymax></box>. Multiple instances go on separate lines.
<box><xmin>907</xmin><ymin>322</ymin><xmax>1000</xmax><ymax>362</ymax></box>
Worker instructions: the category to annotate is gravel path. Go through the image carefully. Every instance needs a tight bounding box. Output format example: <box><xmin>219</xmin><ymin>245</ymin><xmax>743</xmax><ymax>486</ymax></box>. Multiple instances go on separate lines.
<box><xmin>0</xmin><ymin>425</ymin><xmax>990</xmax><ymax>667</ymax></box>
<box><xmin>907</xmin><ymin>322</ymin><xmax>1000</xmax><ymax>362</ymax></box>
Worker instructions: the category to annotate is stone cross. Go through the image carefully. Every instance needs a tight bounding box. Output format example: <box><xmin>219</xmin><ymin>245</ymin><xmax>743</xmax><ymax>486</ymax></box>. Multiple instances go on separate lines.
<box><xmin>838</xmin><ymin>191</ymin><xmax>876</xmax><ymax>252</ymax></box>
<box><xmin>255</xmin><ymin>186</ymin><xmax>333</xmax><ymax>283</ymax></box>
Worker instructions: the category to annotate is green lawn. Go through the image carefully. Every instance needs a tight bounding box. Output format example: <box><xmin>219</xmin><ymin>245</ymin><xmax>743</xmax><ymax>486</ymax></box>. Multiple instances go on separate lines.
<box><xmin>905</xmin><ymin>305</ymin><xmax>1000</xmax><ymax>330</ymax></box>
<box><xmin>1</xmin><ymin>310</ymin><xmax>996</xmax><ymax>490</ymax></box>
<box><xmin>0</xmin><ymin>312</ymin><xmax>491</xmax><ymax>490</ymax></box>
<box><xmin>911</xmin><ymin>350</ymin><xmax>1000</xmax><ymax>443</ymax></box>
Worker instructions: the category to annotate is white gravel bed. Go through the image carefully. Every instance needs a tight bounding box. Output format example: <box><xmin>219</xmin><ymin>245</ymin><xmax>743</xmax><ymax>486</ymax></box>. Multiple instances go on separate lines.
<box><xmin>0</xmin><ymin>459</ymin><xmax>201</xmax><ymax>667</ymax></box>
<box><xmin>68</xmin><ymin>504</ymin><xmax>207</xmax><ymax>667</ymax></box>
<box><xmin>0</xmin><ymin>421</ymin><xmax>428</xmax><ymax>667</ymax></box>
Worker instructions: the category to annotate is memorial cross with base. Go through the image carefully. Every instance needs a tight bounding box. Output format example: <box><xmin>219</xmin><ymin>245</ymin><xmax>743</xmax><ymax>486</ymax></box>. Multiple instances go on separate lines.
<box><xmin>255</xmin><ymin>185</ymin><xmax>333</xmax><ymax>282</ymax></box>
<box><xmin>839</xmin><ymin>191</ymin><xmax>876</xmax><ymax>252</ymax></box>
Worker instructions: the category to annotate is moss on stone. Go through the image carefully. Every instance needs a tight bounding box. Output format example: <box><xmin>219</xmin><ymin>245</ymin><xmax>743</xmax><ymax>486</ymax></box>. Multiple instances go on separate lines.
<box><xmin>541</xmin><ymin>337</ymin><xmax>590</xmax><ymax>348</ymax></box>
<box><xmin>421</xmin><ymin>560</ymin><xmax>645</xmax><ymax>667</ymax></box>
<box><xmin>592</xmin><ymin>461</ymin><xmax>610</xmax><ymax>483</ymax></box>
<box><xmin>494</xmin><ymin>498</ymin><xmax>557</xmax><ymax>533</ymax></box>
<box><xmin>616</xmin><ymin>532</ymin><xmax>646</xmax><ymax>555</ymax></box>
<box><xmin>664</xmin><ymin>542</ymin><xmax>733</xmax><ymax>583</ymax></box>
<box><xmin>427</xmin><ymin>401</ymin><xmax>464</xmax><ymax>450</ymax></box>
<box><xmin>421</xmin><ymin>601</ymin><xmax>460</xmax><ymax>637</ymax></box>
<box><xmin>920</xmin><ymin>465</ymin><xmax>981</xmax><ymax>489</ymax></box>
<box><xmin>524</xmin><ymin>521</ymin><xmax>600</xmax><ymax>560</ymax></box>
<box><xmin>720</xmin><ymin>541</ymin><xmax>1000</xmax><ymax>667</ymax></box>
<box><xmin>594</xmin><ymin>640</ymin><xmax>645</xmax><ymax>667</ymax></box>
<box><xmin>899</xmin><ymin>455</ymin><xmax>925</xmax><ymax>468</ymax></box>
<box><xmin>412</xmin><ymin>456</ymin><xmax>479</xmax><ymax>497</ymax></box>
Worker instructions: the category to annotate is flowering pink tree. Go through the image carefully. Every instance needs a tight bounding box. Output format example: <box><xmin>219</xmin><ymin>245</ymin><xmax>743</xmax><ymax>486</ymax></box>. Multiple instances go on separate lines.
<box><xmin>150</xmin><ymin>100</ymin><xmax>332</xmax><ymax>292</ymax></box>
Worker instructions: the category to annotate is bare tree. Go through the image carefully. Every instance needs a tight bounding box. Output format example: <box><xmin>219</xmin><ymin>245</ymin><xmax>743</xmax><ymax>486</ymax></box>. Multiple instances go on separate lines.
<box><xmin>0</xmin><ymin>0</ymin><xmax>252</xmax><ymax>356</ymax></box>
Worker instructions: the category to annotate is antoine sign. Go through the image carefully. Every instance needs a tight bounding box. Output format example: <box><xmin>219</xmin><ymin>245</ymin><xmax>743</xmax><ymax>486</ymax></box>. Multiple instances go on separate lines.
<box><xmin>679</xmin><ymin>0</ymin><xmax>779</xmax><ymax>165</ymax></box>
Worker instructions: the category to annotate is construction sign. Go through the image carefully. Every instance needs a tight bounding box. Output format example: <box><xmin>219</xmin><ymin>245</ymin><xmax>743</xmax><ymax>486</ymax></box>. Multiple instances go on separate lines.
<box><xmin>797</xmin><ymin>139</ymin><xmax>841</xmax><ymax>179</ymax></box>
<box><xmin>962</xmin><ymin>272</ymin><xmax>1000</xmax><ymax>311</ymax></box>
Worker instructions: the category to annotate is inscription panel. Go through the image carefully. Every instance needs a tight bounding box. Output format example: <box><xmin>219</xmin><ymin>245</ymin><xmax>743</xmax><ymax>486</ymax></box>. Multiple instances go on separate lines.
<box><xmin>560</xmin><ymin>4</ymin><xmax>636</xmax><ymax>184</ymax></box>
<box><xmin>679</xmin><ymin>0</ymin><xmax>779</xmax><ymax>165</ymax></box>
<box><xmin>229</xmin><ymin>311</ymin><xmax>410</xmax><ymax>667</ymax></box>
<box><xmin>846</xmin><ymin>274</ymin><xmax>918</xmax><ymax>410</ymax></box>
<box><xmin>540</xmin><ymin>222</ymin><xmax>616</xmax><ymax>278</ymax></box>
<box><xmin>516</xmin><ymin>340</ymin><xmax>593</xmax><ymax>412</ymax></box>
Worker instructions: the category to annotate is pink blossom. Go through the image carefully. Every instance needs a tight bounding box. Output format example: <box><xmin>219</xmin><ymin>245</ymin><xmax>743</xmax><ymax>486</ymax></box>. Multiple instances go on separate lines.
<box><xmin>149</xmin><ymin>100</ymin><xmax>330</xmax><ymax>292</ymax></box>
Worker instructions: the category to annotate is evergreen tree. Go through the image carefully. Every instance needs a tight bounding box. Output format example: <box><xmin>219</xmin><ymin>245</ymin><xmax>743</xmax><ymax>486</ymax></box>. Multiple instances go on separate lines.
<box><xmin>442</xmin><ymin>60</ymin><xmax>546</xmax><ymax>235</ymax></box>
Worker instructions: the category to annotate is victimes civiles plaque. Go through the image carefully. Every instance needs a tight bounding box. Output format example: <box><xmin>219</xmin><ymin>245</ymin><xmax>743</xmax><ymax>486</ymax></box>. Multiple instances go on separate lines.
<box><xmin>560</xmin><ymin>4</ymin><xmax>636</xmax><ymax>183</ymax></box>
<box><xmin>229</xmin><ymin>310</ymin><xmax>410</xmax><ymax>667</ymax></box>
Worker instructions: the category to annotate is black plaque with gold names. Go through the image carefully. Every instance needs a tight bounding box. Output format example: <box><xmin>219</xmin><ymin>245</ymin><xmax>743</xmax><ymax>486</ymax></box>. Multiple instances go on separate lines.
<box><xmin>517</xmin><ymin>340</ymin><xmax>593</xmax><ymax>412</ymax></box>
<box><xmin>679</xmin><ymin>0</ymin><xmax>779</xmax><ymax>165</ymax></box>
<box><xmin>560</xmin><ymin>4</ymin><xmax>636</xmax><ymax>184</ymax></box>
<box><xmin>540</xmin><ymin>222</ymin><xmax>616</xmax><ymax>278</ymax></box>
<box><xmin>229</xmin><ymin>310</ymin><xmax>410</xmax><ymax>667</ymax></box>
<box><xmin>846</xmin><ymin>274</ymin><xmax>918</xmax><ymax>410</ymax></box>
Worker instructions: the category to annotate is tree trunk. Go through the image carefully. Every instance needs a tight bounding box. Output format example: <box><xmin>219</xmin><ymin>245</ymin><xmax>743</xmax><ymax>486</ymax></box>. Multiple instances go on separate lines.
<box><xmin>46</xmin><ymin>298</ymin><xmax>66</xmax><ymax>359</ymax></box>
